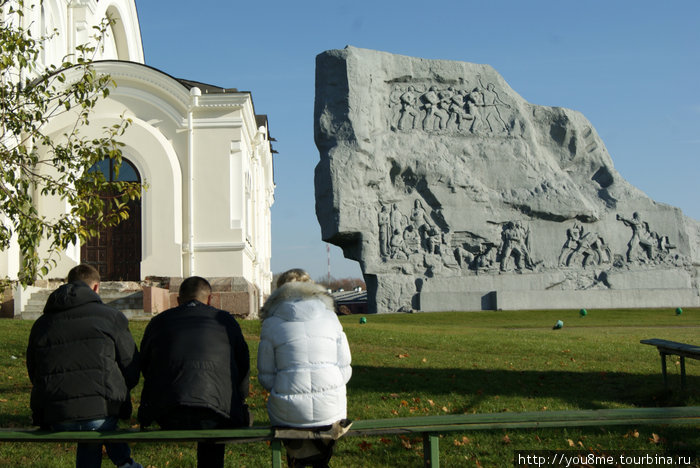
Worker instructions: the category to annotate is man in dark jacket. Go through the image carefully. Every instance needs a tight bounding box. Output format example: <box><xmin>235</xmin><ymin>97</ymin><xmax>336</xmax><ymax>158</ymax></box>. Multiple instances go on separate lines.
<box><xmin>26</xmin><ymin>264</ymin><xmax>141</xmax><ymax>468</ymax></box>
<box><xmin>138</xmin><ymin>276</ymin><xmax>250</xmax><ymax>468</ymax></box>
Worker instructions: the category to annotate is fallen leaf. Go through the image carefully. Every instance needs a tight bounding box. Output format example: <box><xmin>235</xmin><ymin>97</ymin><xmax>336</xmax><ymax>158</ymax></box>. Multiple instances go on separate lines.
<box><xmin>391</xmin><ymin>409</ymin><xmax>399</xmax><ymax>415</ymax></box>
<box><xmin>502</xmin><ymin>434</ymin><xmax>511</xmax><ymax>444</ymax></box>
<box><xmin>400</xmin><ymin>400</ymin><xmax>408</xmax><ymax>407</ymax></box>
<box><xmin>380</xmin><ymin>437</ymin><xmax>392</xmax><ymax>445</ymax></box>
<box><xmin>421</xmin><ymin>358</ymin><xmax>427</xmax><ymax>363</ymax></box>
<box><xmin>397</xmin><ymin>353</ymin><xmax>409</xmax><ymax>359</ymax></box>
<box><xmin>358</xmin><ymin>440</ymin><xmax>372</xmax><ymax>451</ymax></box>
<box><xmin>0</xmin><ymin>399</ymin><xmax>8</xmax><ymax>403</ymax></box>
<box><xmin>461</xmin><ymin>436</ymin><xmax>471</xmax><ymax>445</ymax></box>
<box><xmin>400</xmin><ymin>438</ymin><xmax>412</xmax><ymax>449</ymax></box>
<box><xmin>441</xmin><ymin>406</ymin><xmax>449</xmax><ymax>413</ymax></box>
<box><xmin>428</xmin><ymin>399</ymin><xmax>435</xmax><ymax>406</ymax></box>
<box><xmin>390</xmin><ymin>393</ymin><xmax>399</xmax><ymax>398</ymax></box>
<box><xmin>567</xmin><ymin>439</ymin><xmax>575</xmax><ymax>447</ymax></box>
<box><xmin>649</xmin><ymin>433</ymin><xmax>664</xmax><ymax>445</ymax></box>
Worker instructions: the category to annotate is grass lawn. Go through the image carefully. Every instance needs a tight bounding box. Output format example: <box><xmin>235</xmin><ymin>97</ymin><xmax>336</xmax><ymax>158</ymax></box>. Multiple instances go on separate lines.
<box><xmin>1</xmin><ymin>308</ymin><xmax>698</xmax><ymax>467</ymax></box>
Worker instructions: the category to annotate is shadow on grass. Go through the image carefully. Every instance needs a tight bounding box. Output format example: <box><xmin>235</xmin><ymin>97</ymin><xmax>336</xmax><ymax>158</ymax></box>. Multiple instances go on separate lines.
<box><xmin>349</xmin><ymin>366</ymin><xmax>700</xmax><ymax>409</ymax></box>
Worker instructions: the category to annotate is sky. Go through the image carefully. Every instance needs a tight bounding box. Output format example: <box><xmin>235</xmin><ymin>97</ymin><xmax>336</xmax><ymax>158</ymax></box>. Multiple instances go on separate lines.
<box><xmin>135</xmin><ymin>0</ymin><xmax>699</xmax><ymax>281</ymax></box>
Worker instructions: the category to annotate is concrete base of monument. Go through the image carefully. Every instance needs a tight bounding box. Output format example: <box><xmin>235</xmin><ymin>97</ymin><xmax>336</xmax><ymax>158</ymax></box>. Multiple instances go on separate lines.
<box><xmin>420</xmin><ymin>288</ymin><xmax>700</xmax><ymax>311</ymax></box>
<box><xmin>403</xmin><ymin>268</ymin><xmax>699</xmax><ymax>312</ymax></box>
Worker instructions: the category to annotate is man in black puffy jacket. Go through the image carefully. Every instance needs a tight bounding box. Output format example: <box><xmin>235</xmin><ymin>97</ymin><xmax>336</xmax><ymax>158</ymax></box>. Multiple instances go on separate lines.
<box><xmin>138</xmin><ymin>276</ymin><xmax>250</xmax><ymax>468</ymax></box>
<box><xmin>26</xmin><ymin>264</ymin><xmax>141</xmax><ymax>468</ymax></box>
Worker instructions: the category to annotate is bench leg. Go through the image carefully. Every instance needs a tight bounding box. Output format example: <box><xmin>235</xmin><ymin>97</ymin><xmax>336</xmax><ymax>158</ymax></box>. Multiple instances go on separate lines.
<box><xmin>271</xmin><ymin>439</ymin><xmax>282</xmax><ymax>468</ymax></box>
<box><xmin>680</xmin><ymin>357</ymin><xmax>686</xmax><ymax>389</ymax></box>
<box><xmin>423</xmin><ymin>433</ymin><xmax>440</xmax><ymax>467</ymax></box>
<box><xmin>660</xmin><ymin>352</ymin><xmax>668</xmax><ymax>389</ymax></box>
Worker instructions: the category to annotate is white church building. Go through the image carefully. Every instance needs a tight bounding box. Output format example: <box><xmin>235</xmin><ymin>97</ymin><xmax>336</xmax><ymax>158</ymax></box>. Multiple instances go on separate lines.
<box><xmin>2</xmin><ymin>0</ymin><xmax>275</xmax><ymax>317</ymax></box>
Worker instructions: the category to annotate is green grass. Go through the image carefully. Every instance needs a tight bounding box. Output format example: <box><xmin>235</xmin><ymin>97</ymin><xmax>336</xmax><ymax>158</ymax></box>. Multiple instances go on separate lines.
<box><xmin>1</xmin><ymin>308</ymin><xmax>698</xmax><ymax>467</ymax></box>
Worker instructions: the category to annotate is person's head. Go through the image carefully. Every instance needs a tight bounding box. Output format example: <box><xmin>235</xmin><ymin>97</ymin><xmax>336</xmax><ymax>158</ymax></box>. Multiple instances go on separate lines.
<box><xmin>177</xmin><ymin>276</ymin><xmax>212</xmax><ymax>305</ymax></box>
<box><xmin>67</xmin><ymin>264</ymin><xmax>100</xmax><ymax>292</ymax></box>
<box><xmin>276</xmin><ymin>268</ymin><xmax>312</xmax><ymax>288</ymax></box>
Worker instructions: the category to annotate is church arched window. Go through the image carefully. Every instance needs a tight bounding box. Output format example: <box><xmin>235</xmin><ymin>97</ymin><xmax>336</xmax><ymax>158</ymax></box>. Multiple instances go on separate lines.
<box><xmin>88</xmin><ymin>158</ymin><xmax>140</xmax><ymax>182</ymax></box>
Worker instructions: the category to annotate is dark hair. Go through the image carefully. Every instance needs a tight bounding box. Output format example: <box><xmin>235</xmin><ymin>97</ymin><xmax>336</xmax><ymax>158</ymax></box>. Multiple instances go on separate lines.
<box><xmin>66</xmin><ymin>264</ymin><xmax>100</xmax><ymax>286</ymax></box>
<box><xmin>178</xmin><ymin>276</ymin><xmax>212</xmax><ymax>303</ymax></box>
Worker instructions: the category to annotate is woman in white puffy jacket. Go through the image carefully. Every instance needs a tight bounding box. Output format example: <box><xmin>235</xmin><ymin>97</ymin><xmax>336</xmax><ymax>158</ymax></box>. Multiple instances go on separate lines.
<box><xmin>257</xmin><ymin>269</ymin><xmax>352</xmax><ymax>429</ymax></box>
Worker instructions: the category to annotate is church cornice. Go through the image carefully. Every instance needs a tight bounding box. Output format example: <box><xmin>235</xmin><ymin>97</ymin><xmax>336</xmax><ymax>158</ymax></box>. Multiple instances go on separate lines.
<box><xmin>89</xmin><ymin>61</ymin><xmax>268</xmax><ymax>147</ymax></box>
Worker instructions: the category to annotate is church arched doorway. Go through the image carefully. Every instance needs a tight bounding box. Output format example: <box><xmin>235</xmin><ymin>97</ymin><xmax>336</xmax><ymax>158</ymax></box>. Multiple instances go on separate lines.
<box><xmin>81</xmin><ymin>158</ymin><xmax>142</xmax><ymax>281</ymax></box>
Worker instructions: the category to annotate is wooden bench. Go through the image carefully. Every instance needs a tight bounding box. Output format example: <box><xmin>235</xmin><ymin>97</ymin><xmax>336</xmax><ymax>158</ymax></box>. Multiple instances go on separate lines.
<box><xmin>1</xmin><ymin>407</ymin><xmax>699</xmax><ymax>467</ymax></box>
<box><xmin>641</xmin><ymin>339</ymin><xmax>700</xmax><ymax>389</ymax></box>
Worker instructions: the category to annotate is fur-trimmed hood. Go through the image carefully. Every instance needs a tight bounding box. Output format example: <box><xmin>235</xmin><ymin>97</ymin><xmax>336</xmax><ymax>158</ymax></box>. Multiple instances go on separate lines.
<box><xmin>260</xmin><ymin>281</ymin><xmax>335</xmax><ymax>320</ymax></box>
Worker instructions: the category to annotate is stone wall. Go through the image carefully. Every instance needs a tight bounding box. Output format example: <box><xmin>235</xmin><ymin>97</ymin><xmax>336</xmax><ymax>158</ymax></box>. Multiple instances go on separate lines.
<box><xmin>167</xmin><ymin>276</ymin><xmax>259</xmax><ymax>318</ymax></box>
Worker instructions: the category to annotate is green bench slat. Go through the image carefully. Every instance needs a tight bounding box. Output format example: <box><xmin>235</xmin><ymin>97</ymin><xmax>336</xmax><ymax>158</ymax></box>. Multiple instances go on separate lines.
<box><xmin>641</xmin><ymin>339</ymin><xmax>700</xmax><ymax>359</ymax></box>
<box><xmin>0</xmin><ymin>427</ymin><xmax>274</xmax><ymax>443</ymax></box>
<box><xmin>348</xmin><ymin>406</ymin><xmax>700</xmax><ymax>432</ymax></box>
<box><xmin>1</xmin><ymin>407</ymin><xmax>697</xmax><ymax>442</ymax></box>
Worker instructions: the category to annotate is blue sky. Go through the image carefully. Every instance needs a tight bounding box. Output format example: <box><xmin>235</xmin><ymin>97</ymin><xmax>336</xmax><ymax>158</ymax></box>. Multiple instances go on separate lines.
<box><xmin>135</xmin><ymin>0</ymin><xmax>699</xmax><ymax>281</ymax></box>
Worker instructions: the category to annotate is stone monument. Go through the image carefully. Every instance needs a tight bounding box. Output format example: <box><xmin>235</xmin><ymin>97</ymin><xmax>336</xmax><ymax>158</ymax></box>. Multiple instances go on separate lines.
<box><xmin>314</xmin><ymin>46</ymin><xmax>700</xmax><ymax>313</ymax></box>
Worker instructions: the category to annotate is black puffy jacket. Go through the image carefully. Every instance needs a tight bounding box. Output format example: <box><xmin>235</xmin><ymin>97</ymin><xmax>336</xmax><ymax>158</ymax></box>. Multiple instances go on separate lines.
<box><xmin>26</xmin><ymin>281</ymin><xmax>140</xmax><ymax>427</ymax></box>
<box><xmin>138</xmin><ymin>300</ymin><xmax>250</xmax><ymax>427</ymax></box>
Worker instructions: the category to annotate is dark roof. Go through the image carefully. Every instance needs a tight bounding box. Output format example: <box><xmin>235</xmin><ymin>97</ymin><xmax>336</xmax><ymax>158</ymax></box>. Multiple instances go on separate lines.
<box><xmin>176</xmin><ymin>78</ymin><xmax>239</xmax><ymax>94</ymax></box>
<box><xmin>332</xmin><ymin>290</ymin><xmax>367</xmax><ymax>304</ymax></box>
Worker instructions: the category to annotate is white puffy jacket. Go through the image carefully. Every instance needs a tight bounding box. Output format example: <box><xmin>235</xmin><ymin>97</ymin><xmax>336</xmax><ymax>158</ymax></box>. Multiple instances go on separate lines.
<box><xmin>257</xmin><ymin>281</ymin><xmax>352</xmax><ymax>428</ymax></box>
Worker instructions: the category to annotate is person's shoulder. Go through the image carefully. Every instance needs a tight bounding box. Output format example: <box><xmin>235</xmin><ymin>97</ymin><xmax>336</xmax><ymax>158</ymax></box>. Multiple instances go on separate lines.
<box><xmin>145</xmin><ymin>303</ymin><xmax>187</xmax><ymax>326</ymax></box>
<box><xmin>89</xmin><ymin>302</ymin><xmax>130</xmax><ymax>326</ymax></box>
<box><xmin>213</xmin><ymin>308</ymin><xmax>244</xmax><ymax>328</ymax></box>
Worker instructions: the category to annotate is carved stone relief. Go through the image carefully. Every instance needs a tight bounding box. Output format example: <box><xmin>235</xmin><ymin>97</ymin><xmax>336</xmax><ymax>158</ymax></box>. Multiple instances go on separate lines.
<box><xmin>377</xmin><ymin>199</ymin><xmax>688</xmax><ymax>285</ymax></box>
<box><xmin>378</xmin><ymin>199</ymin><xmax>545</xmax><ymax>276</ymax></box>
<box><xmin>558</xmin><ymin>222</ymin><xmax>612</xmax><ymax>268</ymax></box>
<box><xmin>617</xmin><ymin>212</ymin><xmax>677</xmax><ymax>264</ymax></box>
<box><xmin>498</xmin><ymin>221</ymin><xmax>538</xmax><ymax>272</ymax></box>
<box><xmin>391</xmin><ymin>76</ymin><xmax>514</xmax><ymax>136</ymax></box>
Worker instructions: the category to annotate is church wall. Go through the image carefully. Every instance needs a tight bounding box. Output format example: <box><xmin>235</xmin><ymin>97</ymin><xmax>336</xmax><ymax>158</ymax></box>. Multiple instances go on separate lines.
<box><xmin>97</xmin><ymin>1</ymin><xmax>144</xmax><ymax>62</ymax></box>
<box><xmin>192</xmin><ymin>127</ymin><xmax>243</xmax><ymax>244</ymax></box>
<box><xmin>0</xmin><ymin>224</ymin><xmax>20</xmax><ymax>280</ymax></box>
<box><xmin>23</xmin><ymin>0</ymin><xmax>143</xmax><ymax>66</ymax></box>
<box><xmin>117</xmin><ymin>118</ymin><xmax>183</xmax><ymax>278</ymax></box>
<box><xmin>5</xmin><ymin>3</ymin><xmax>274</xmax><ymax>316</ymax></box>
